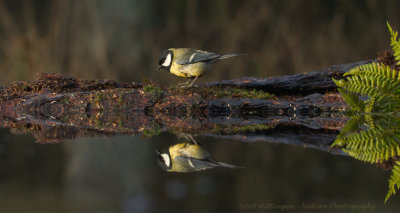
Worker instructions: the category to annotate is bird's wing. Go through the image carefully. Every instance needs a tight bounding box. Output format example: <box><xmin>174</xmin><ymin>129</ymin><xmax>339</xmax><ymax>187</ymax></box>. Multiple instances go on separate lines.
<box><xmin>176</xmin><ymin>156</ymin><xmax>219</xmax><ymax>170</ymax></box>
<box><xmin>174</xmin><ymin>49</ymin><xmax>220</xmax><ymax>65</ymax></box>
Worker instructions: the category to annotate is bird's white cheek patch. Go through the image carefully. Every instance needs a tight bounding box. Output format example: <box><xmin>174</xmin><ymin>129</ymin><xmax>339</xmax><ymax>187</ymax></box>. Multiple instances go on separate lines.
<box><xmin>161</xmin><ymin>153</ymin><xmax>171</xmax><ymax>167</ymax></box>
<box><xmin>162</xmin><ymin>53</ymin><xmax>172</xmax><ymax>67</ymax></box>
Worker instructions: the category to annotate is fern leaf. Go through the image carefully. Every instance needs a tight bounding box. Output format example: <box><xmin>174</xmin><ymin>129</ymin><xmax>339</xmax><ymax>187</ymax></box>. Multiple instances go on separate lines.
<box><xmin>337</xmin><ymin>88</ymin><xmax>364</xmax><ymax>112</ymax></box>
<box><xmin>343</xmin><ymin>62</ymin><xmax>400</xmax><ymax>98</ymax></box>
<box><xmin>332</xmin><ymin>78</ymin><xmax>347</xmax><ymax>87</ymax></box>
<box><xmin>343</xmin><ymin>74</ymin><xmax>400</xmax><ymax>99</ymax></box>
<box><xmin>340</xmin><ymin>126</ymin><xmax>400</xmax><ymax>163</ymax></box>
<box><xmin>334</xmin><ymin>115</ymin><xmax>364</xmax><ymax>141</ymax></box>
<box><xmin>385</xmin><ymin>161</ymin><xmax>400</xmax><ymax>203</ymax></box>
<box><xmin>364</xmin><ymin>98</ymin><xmax>376</xmax><ymax>113</ymax></box>
<box><xmin>347</xmin><ymin>143</ymin><xmax>400</xmax><ymax>164</ymax></box>
<box><xmin>345</xmin><ymin>62</ymin><xmax>397</xmax><ymax>80</ymax></box>
<box><xmin>387</xmin><ymin>22</ymin><xmax>400</xmax><ymax>65</ymax></box>
<box><xmin>364</xmin><ymin>114</ymin><xmax>375</xmax><ymax>130</ymax></box>
<box><xmin>343</xmin><ymin>75</ymin><xmax>385</xmax><ymax>98</ymax></box>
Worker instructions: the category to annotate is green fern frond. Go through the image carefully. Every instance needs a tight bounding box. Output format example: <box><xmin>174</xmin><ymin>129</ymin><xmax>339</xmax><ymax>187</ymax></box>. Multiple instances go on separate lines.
<box><xmin>337</xmin><ymin>124</ymin><xmax>400</xmax><ymax>163</ymax></box>
<box><xmin>364</xmin><ymin>115</ymin><xmax>375</xmax><ymax>130</ymax></box>
<box><xmin>332</xmin><ymin>78</ymin><xmax>346</xmax><ymax>87</ymax></box>
<box><xmin>341</xmin><ymin>75</ymin><xmax>400</xmax><ymax>100</ymax></box>
<box><xmin>341</xmin><ymin>128</ymin><xmax>383</xmax><ymax>151</ymax></box>
<box><xmin>340</xmin><ymin>75</ymin><xmax>385</xmax><ymax>98</ymax></box>
<box><xmin>346</xmin><ymin>62</ymin><xmax>399</xmax><ymax>80</ymax></box>
<box><xmin>364</xmin><ymin>98</ymin><xmax>376</xmax><ymax>129</ymax></box>
<box><xmin>364</xmin><ymin>98</ymin><xmax>376</xmax><ymax>113</ymax></box>
<box><xmin>347</xmin><ymin>144</ymin><xmax>400</xmax><ymax>163</ymax></box>
<box><xmin>346</xmin><ymin>63</ymin><xmax>400</xmax><ymax>91</ymax></box>
<box><xmin>344</xmin><ymin>133</ymin><xmax>400</xmax><ymax>163</ymax></box>
<box><xmin>337</xmin><ymin>88</ymin><xmax>364</xmax><ymax>112</ymax></box>
<box><xmin>385</xmin><ymin>161</ymin><xmax>400</xmax><ymax>203</ymax></box>
<box><xmin>387</xmin><ymin>22</ymin><xmax>400</xmax><ymax>65</ymax></box>
<box><xmin>335</xmin><ymin>115</ymin><xmax>364</xmax><ymax>140</ymax></box>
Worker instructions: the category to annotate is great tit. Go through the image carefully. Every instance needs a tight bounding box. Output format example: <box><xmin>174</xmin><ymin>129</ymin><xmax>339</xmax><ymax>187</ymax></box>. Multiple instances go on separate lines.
<box><xmin>156</xmin><ymin>142</ymin><xmax>242</xmax><ymax>173</ymax></box>
<box><xmin>157</xmin><ymin>48</ymin><xmax>245</xmax><ymax>87</ymax></box>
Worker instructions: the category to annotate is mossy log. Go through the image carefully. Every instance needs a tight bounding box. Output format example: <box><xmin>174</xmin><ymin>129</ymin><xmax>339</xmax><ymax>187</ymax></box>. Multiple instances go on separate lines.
<box><xmin>0</xmin><ymin>61</ymin><xmax>370</xmax><ymax>154</ymax></box>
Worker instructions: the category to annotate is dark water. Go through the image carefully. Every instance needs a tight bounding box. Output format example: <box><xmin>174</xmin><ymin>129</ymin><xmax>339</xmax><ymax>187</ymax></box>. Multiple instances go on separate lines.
<box><xmin>1</xmin><ymin>129</ymin><xmax>399</xmax><ymax>212</ymax></box>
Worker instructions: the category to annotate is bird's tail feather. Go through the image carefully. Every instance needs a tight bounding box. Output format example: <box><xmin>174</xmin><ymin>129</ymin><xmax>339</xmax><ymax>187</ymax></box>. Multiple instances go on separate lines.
<box><xmin>217</xmin><ymin>161</ymin><xmax>245</xmax><ymax>169</ymax></box>
<box><xmin>218</xmin><ymin>53</ymin><xmax>246</xmax><ymax>60</ymax></box>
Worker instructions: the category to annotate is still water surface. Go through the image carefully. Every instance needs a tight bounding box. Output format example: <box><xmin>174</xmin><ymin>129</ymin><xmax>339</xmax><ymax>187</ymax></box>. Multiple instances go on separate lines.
<box><xmin>0</xmin><ymin>128</ymin><xmax>399</xmax><ymax>212</ymax></box>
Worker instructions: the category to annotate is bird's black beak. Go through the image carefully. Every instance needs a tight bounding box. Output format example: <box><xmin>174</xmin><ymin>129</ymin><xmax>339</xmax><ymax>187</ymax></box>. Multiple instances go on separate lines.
<box><xmin>155</xmin><ymin>149</ymin><xmax>161</xmax><ymax>155</ymax></box>
<box><xmin>157</xmin><ymin>65</ymin><xmax>162</xmax><ymax>71</ymax></box>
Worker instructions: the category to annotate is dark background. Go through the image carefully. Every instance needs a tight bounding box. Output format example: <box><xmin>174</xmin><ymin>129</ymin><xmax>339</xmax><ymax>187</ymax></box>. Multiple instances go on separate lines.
<box><xmin>0</xmin><ymin>0</ymin><xmax>399</xmax><ymax>85</ymax></box>
<box><xmin>1</xmin><ymin>1</ymin><xmax>400</xmax><ymax>212</ymax></box>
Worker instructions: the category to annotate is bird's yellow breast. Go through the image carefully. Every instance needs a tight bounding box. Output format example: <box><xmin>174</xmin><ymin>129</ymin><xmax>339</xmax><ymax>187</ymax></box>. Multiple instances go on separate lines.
<box><xmin>170</xmin><ymin>62</ymin><xmax>211</xmax><ymax>79</ymax></box>
<box><xmin>169</xmin><ymin>143</ymin><xmax>210</xmax><ymax>159</ymax></box>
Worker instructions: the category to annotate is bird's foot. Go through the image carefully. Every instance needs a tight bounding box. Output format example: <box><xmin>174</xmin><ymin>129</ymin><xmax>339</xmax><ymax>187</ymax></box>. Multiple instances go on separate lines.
<box><xmin>178</xmin><ymin>79</ymin><xmax>191</xmax><ymax>87</ymax></box>
<box><xmin>180</xmin><ymin>76</ymin><xmax>198</xmax><ymax>88</ymax></box>
<box><xmin>178</xmin><ymin>133</ymin><xmax>199</xmax><ymax>144</ymax></box>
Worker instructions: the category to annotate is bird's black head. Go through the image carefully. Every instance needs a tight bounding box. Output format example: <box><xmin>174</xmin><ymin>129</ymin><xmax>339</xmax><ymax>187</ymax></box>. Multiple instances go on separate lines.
<box><xmin>157</xmin><ymin>49</ymin><xmax>174</xmax><ymax>71</ymax></box>
<box><xmin>156</xmin><ymin>149</ymin><xmax>172</xmax><ymax>171</ymax></box>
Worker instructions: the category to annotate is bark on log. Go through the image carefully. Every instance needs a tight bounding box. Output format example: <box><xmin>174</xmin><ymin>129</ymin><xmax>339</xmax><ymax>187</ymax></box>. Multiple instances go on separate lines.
<box><xmin>206</xmin><ymin>60</ymin><xmax>371</xmax><ymax>95</ymax></box>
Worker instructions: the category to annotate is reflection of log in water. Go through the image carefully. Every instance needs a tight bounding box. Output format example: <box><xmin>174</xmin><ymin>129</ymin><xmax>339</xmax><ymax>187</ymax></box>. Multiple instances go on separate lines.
<box><xmin>0</xmin><ymin>61</ymin><xmax>370</xmax><ymax>154</ymax></box>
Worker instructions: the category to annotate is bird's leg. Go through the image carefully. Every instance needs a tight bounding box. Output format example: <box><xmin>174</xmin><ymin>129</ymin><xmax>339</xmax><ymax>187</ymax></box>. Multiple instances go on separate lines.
<box><xmin>186</xmin><ymin>134</ymin><xmax>198</xmax><ymax>145</ymax></box>
<box><xmin>177</xmin><ymin>80</ymin><xmax>184</xmax><ymax>86</ymax></box>
<box><xmin>185</xmin><ymin>78</ymin><xmax>193</xmax><ymax>86</ymax></box>
<box><xmin>178</xmin><ymin>79</ymin><xmax>192</xmax><ymax>87</ymax></box>
<box><xmin>177</xmin><ymin>133</ymin><xmax>198</xmax><ymax>145</ymax></box>
<box><xmin>184</xmin><ymin>76</ymin><xmax>198</xmax><ymax>88</ymax></box>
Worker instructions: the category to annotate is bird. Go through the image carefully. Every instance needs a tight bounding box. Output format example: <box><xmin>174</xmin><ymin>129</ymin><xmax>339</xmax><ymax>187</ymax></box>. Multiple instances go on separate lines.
<box><xmin>157</xmin><ymin>48</ymin><xmax>245</xmax><ymax>87</ymax></box>
<box><xmin>156</xmin><ymin>140</ymin><xmax>243</xmax><ymax>173</ymax></box>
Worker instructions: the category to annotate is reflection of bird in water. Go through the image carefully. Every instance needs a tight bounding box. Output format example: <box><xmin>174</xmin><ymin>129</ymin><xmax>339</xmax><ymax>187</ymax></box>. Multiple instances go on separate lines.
<box><xmin>156</xmin><ymin>138</ymin><xmax>243</xmax><ymax>173</ymax></box>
